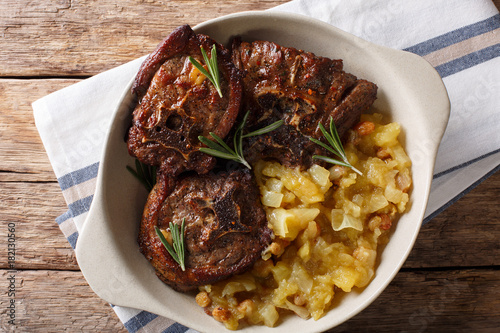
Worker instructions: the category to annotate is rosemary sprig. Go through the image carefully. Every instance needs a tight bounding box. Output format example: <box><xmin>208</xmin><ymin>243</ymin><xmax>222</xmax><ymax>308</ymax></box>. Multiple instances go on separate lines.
<box><xmin>126</xmin><ymin>159</ymin><xmax>157</xmax><ymax>192</ymax></box>
<box><xmin>198</xmin><ymin>111</ymin><xmax>284</xmax><ymax>169</ymax></box>
<box><xmin>155</xmin><ymin>218</ymin><xmax>186</xmax><ymax>271</ymax></box>
<box><xmin>189</xmin><ymin>45</ymin><xmax>223</xmax><ymax>98</ymax></box>
<box><xmin>309</xmin><ymin>117</ymin><xmax>363</xmax><ymax>175</ymax></box>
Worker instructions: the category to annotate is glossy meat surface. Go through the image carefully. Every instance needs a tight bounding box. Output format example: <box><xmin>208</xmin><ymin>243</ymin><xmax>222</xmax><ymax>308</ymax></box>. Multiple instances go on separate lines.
<box><xmin>130</xmin><ymin>29</ymin><xmax>379</xmax><ymax>293</ymax></box>
<box><xmin>138</xmin><ymin>169</ymin><xmax>271</xmax><ymax>291</ymax></box>
<box><xmin>232</xmin><ymin>38</ymin><xmax>378</xmax><ymax>168</ymax></box>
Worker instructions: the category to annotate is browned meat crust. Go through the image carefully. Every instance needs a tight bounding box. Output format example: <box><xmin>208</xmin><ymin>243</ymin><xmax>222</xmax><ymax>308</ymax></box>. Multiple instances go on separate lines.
<box><xmin>127</xmin><ymin>25</ymin><xmax>242</xmax><ymax>176</ymax></box>
<box><xmin>138</xmin><ymin>169</ymin><xmax>271</xmax><ymax>292</ymax></box>
<box><xmin>231</xmin><ymin>38</ymin><xmax>378</xmax><ymax>168</ymax></box>
<box><xmin>129</xmin><ymin>27</ymin><xmax>379</xmax><ymax>293</ymax></box>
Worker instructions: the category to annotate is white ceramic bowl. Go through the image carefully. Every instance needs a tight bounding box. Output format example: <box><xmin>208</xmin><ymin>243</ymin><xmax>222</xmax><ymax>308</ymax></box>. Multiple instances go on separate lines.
<box><xmin>76</xmin><ymin>11</ymin><xmax>450</xmax><ymax>333</ymax></box>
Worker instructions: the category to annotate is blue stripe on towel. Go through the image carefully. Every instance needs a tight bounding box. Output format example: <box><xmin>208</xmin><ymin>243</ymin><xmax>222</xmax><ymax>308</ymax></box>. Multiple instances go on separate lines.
<box><xmin>67</xmin><ymin>195</ymin><xmax>94</xmax><ymax>218</ymax></box>
<box><xmin>161</xmin><ymin>322</ymin><xmax>190</xmax><ymax>333</ymax></box>
<box><xmin>124</xmin><ymin>311</ymin><xmax>158</xmax><ymax>333</ymax></box>
<box><xmin>424</xmin><ymin>163</ymin><xmax>500</xmax><ymax>224</ymax></box>
<box><xmin>56</xmin><ymin>195</ymin><xmax>94</xmax><ymax>229</ymax></box>
<box><xmin>435</xmin><ymin>43</ymin><xmax>500</xmax><ymax>78</ymax></box>
<box><xmin>57</xmin><ymin>162</ymin><xmax>99</xmax><ymax>191</ymax></box>
<box><xmin>56</xmin><ymin>210</ymin><xmax>73</xmax><ymax>225</ymax></box>
<box><xmin>404</xmin><ymin>14</ymin><xmax>500</xmax><ymax>56</ymax></box>
<box><xmin>67</xmin><ymin>231</ymin><xmax>79</xmax><ymax>249</ymax></box>
<box><xmin>434</xmin><ymin>148</ymin><xmax>500</xmax><ymax>179</ymax></box>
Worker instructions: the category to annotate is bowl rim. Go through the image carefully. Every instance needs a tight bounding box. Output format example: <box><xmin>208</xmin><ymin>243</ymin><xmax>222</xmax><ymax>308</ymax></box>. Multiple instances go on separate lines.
<box><xmin>76</xmin><ymin>10</ymin><xmax>450</xmax><ymax>333</ymax></box>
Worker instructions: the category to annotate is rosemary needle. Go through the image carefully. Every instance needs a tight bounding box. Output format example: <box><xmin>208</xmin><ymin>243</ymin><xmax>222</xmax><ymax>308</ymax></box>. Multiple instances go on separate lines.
<box><xmin>126</xmin><ymin>159</ymin><xmax>157</xmax><ymax>192</ymax></box>
<box><xmin>155</xmin><ymin>218</ymin><xmax>186</xmax><ymax>271</ymax></box>
<box><xmin>310</xmin><ymin>117</ymin><xmax>363</xmax><ymax>175</ymax></box>
<box><xmin>189</xmin><ymin>45</ymin><xmax>223</xmax><ymax>98</ymax></box>
<box><xmin>128</xmin><ymin>161</ymin><xmax>185</xmax><ymax>270</ymax></box>
<box><xmin>198</xmin><ymin>111</ymin><xmax>284</xmax><ymax>169</ymax></box>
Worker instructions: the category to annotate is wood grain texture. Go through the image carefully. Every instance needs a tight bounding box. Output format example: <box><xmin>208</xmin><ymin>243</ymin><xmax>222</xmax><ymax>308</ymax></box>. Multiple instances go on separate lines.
<box><xmin>0</xmin><ymin>170</ymin><xmax>496</xmax><ymax>331</ymax></box>
<box><xmin>1</xmin><ymin>0</ymin><xmax>499</xmax><ymax>77</ymax></box>
<box><xmin>404</xmin><ymin>170</ymin><xmax>500</xmax><ymax>268</ymax></box>
<box><xmin>0</xmin><ymin>79</ymin><xmax>79</xmax><ymax>181</ymax></box>
<box><xmin>0</xmin><ymin>0</ymin><xmax>288</xmax><ymax>77</ymax></box>
<box><xmin>0</xmin><ymin>182</ymin><xmax>77</xmax><ymax>270</ymax></box>
<box><xmin>0</xmin><ymin>0</ymin><xmax>498</xmax><ymax>332</ymax></box>
<box><xmin>0</xmin><ymin>268</ymin><xmax>497</xmax><ymax>332</ymax></box>
<box><xmin>0</xmin><ymin>270</ymin><xmax>127</xmax><ymax>332</ymax></box>
<box><xmin>328</xmin><ymin>268</ymin><xmax>500</xmax><ymax>333</ymax></box>
<box><xmin>0</xmin><ymin>173</ymin><xmax>497</xmax><ymax>271</ymax></box>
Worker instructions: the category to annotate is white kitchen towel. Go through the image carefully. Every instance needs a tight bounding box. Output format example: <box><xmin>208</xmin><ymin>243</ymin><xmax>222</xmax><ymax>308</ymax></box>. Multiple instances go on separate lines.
<box><xmin>32</xmin><ymin>0</ymin><xmax>500</xmax><ymax>332</ymax></box>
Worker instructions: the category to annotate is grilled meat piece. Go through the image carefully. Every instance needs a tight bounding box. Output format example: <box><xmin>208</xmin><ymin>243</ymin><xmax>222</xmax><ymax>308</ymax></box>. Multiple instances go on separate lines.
<box><xmin>232</xmin><ymin>38</ymin><xmax>377</xmax><ymax>168</ymax></box>
<box><xmin>127</xmin><ymin>25</ymin><xmax>242</xmax><ymax>176</ymax></box>
<box><xmin>138</xmin><ymin>169</ymin><xmax>271</xmax><ymax>292</ymax></box>
<box><xmin>130</xmin><ymin>29</ymin><xmax>379</xmax><ymax>293</ymax></box>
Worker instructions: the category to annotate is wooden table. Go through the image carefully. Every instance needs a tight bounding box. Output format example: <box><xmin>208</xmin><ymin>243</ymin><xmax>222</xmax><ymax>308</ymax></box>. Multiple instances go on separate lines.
<box><xmin>1</xmin><ymin>1</ymin><xmax>499</xmax><ymax>332</ymax></box>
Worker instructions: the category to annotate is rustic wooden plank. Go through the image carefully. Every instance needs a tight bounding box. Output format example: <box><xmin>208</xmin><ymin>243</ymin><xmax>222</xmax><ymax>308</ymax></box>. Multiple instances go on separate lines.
<box><xmin>2</xmin><ymin>0</ymin><xmax>498</xmax><ymax>78</ymax></box>
<box><xmin>2</xmin><ymin>0</ymin><xmax>500</xmax><ymax>77</ymax></box>
<box><xmin>0</xmin><ymin>0</ymin><xmax>289</xmax><ymax>77</ymax></box>
<box><xmin>1</xmin><ymin>268</ymin><xmax>497</xmax><ymax>332</ymax></box>
<box><xmin>404</xmin><ymin>169</ymin><xmax>500</xmax><ymax>268</ymax></box>
<box><xmin>0</xmin><ymin>78</ymin><xmax>79</xmax><ymax>181</ymax></box>
<box><xmin>0</xmin><ymin>182</ymin><xmax>78</xmax><ymax>271</ymax></box>
<box><xmin>329</xmin><ymin>268</ymin><xmax>500</xmax><ymax>332</ymax></box>
<box><xmin>1</xmin><ymin>1</ymin><xmax>499</xmax><ymax>332</ymax></box>
<box><xmin>0</xmin><ymin>270</ymin><xmax>127</xmax><ymax>332</ymax></box>
<box><xmin>0</xmin><ymin>171</ymin><xmax>498</xmax><ymax>271</ymax></box>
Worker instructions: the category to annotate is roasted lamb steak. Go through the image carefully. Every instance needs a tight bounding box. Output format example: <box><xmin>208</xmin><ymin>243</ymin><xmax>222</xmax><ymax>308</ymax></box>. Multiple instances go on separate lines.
<box><xmin>138</xmin><ymin>169</ymin><xmax>271</xmax><ymax>292</ymax></box>
<box><xmin>127</xmin><ymin>24</ymin><xmax>242</xmax><ymax>176</ymax></box>
<box><xmin>231</xmin><ymin>38</ymin><xmax>378</xmax><ymax>168</ymax></box>
<box><xmin>129</xmin><ymin>26</ymin><xmax>379</xmax><ymax>293</ymax></box>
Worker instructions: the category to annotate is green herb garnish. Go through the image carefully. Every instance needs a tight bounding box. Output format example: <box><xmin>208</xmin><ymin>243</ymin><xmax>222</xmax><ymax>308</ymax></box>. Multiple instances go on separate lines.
<box><xmin>155</xmin><ymin>218</ymin><xmax>186</xmax><ymax>271</ymax></box>
<box><xmin>126</xmin><ymin>159</ymin><xmax>157</xmax><ymax>192</ymax></box>
<box><xmin>309</xmin><ymin>117</ymin><xmax>363</xmax><ymax>175</ymax></box>
<box><xmin>198</xmin><ymin>111</ymin><xmax>284</xmax><ymax>169</ymax></box>
<box><xmin>189</xmin><ymin>45</ymin><xmax>223</xmax><ymax>98</ymax></box>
